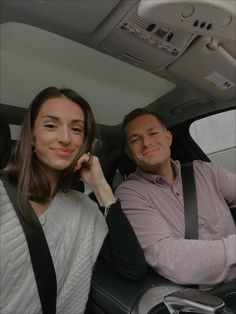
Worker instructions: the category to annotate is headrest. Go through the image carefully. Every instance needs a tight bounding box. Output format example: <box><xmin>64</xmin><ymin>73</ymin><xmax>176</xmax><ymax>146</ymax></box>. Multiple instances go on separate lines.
<box><xmin>0</xmin><ymin>117</ymin><xmax>11</xmax><ymax>169</ymax></box>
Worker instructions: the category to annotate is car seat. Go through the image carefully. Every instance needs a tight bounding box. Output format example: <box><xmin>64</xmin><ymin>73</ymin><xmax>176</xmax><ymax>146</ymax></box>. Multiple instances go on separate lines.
<box><xmin>0</xmin><ymin>117</ymin><xmax>11</xmax><ymax>169</ymax></box>
<box><xmin>87</xmin><ymin>129</ymin><xmax>236</xmax><ymax>314</ymax></box>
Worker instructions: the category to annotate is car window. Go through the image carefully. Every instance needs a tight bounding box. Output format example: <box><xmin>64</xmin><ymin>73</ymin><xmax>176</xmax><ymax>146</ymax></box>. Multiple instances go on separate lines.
<box><xmin>189</xmin><ymin>109</ymin><xmax>236</xmax><ymax>173</ymax></box>
<box><xmin>9</xmin><ymin>124</ymin><xmax>21</xmax><ymax>141</ymax></box>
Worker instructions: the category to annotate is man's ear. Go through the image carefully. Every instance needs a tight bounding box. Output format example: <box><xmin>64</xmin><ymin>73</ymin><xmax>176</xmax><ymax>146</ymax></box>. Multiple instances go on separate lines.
<box><xmin>125</xmin><ymin>145</ymin><xmax>133</xmax><ymax>160</ymax></box>
<box><xmin>166</xmin><ymin>130</ymin><xmax>173</xmax><ymax>146</ymax></box>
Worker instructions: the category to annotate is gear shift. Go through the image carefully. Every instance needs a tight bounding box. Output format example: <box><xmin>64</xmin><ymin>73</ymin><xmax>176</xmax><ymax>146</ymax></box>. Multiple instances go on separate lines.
<box><xmin>163</xmin><ymin>288</ymin><xmax>226</xmax><ymax>314</ymax></box>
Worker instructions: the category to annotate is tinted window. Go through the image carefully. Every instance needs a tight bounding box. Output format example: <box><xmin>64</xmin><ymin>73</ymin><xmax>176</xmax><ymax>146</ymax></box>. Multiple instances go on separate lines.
<box><xmin>190</xmin><ymin>110</ymin><xmax>236</xmax><ymax>173</ymax></box>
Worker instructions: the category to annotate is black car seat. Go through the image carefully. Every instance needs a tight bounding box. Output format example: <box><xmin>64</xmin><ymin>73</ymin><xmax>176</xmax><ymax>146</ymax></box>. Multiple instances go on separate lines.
<box><xmin>0</xmin><ymin>117</ymin><xmax>11</xmax><ymax>169</ymax></box>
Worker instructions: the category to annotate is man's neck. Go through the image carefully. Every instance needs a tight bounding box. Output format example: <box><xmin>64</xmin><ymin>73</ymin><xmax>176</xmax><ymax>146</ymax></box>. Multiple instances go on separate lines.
<box><xmin>154</xmin><ymin>160</ymin><xmax>175</xmax><ymax>185</ymax></box>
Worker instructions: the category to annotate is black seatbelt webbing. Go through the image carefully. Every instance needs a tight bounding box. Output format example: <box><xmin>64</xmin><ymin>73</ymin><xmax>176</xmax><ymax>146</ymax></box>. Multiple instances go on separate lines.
<box><xmin>181</xmin><ymin>162</ymin><xmax>199</xmax><ymax>240</ymax></box>
<box><xmin>2</xmin><ymin>179</ymin><xmax>57</xmax><ymax>314</ymax></box>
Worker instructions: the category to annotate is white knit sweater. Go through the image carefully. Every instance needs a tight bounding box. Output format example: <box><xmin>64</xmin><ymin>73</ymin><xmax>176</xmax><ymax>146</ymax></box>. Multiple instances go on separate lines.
<box><xmin>0</xmin><ymin>180</ymin><xmax>108</xmax><ymax>314</ymax></box>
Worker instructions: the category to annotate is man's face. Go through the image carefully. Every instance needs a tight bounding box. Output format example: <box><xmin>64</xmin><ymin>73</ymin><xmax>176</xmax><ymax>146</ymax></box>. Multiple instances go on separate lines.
<box><xmin>125</xmin><ymin>114</ymin><xmax>172</xmax><ymax>173</ymax></box>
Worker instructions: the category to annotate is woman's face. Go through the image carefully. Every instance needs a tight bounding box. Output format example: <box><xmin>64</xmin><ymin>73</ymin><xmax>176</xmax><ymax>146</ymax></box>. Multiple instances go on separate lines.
<box><xmin>32</xmin><ymin>96</ymin><xmax>85</xmax><ymax>176</ymax></box>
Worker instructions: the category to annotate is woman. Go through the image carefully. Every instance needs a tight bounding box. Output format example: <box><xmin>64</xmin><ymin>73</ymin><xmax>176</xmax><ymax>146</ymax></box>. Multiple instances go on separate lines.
<box><xmin>0</xmin><ymin>87</ymin><xmax>146</xmax><ymax>314</ymax></box>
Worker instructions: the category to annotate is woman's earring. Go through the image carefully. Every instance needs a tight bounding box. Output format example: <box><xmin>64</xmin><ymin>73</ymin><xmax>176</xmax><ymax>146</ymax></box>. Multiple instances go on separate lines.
<box><xmin>32</xmin><ymin>146</ymin><xmax>36</xmax><ymax>156</ymax></box>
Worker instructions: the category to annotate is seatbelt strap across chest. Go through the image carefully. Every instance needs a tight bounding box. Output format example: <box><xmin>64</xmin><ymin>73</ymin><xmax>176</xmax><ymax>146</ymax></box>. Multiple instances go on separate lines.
<box><xmin>181</xmin><ymin>162</ymin><xmax>199</xmax><ymax>240</ymax></box>
<box><xmin>2</xmin><ymin>178</ymin><xmax>57</xmax><ymax>314</ymax></box>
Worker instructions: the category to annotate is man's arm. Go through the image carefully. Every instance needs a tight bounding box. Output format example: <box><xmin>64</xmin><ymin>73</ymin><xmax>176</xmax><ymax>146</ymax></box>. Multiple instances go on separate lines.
<box><xmin>215</xmin><ymin>163</ymin><xmax>236</xmax><ymax>207</ymax></box>
<box><xmin>116</xmin><ymin>184</ymin><xmax>236</xmax><ymax>286</ymax></box>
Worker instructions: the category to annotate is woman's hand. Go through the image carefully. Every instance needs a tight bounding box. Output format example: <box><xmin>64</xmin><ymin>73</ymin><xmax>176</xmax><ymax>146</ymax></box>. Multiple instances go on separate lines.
<box><xmin>75</xmin><ymin>153</ymin><xmax>105</xmax><ymax>189</ymax></box>
<box><xmin>75</xmin><ymin>153</ymin><xmax>116</xmax><ymax>207</ymax></box>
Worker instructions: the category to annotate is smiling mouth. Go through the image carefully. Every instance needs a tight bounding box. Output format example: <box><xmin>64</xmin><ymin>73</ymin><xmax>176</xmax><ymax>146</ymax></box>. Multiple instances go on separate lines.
<box><xmin>142</xmin><ymin>148</ymin><xmax>160</xmax><ymax>156</ymax></box>
<box><xmin>53</xmin><ymin>149</ymin><xmax>74</xmax><ymax>157</ymax></box>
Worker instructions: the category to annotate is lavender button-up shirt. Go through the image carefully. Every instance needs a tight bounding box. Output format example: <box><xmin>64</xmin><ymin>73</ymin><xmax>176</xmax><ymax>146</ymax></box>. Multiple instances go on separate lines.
<box><xmin>116</xmin><ymin>160</ymin><xmax>236</xmax><ymax>286</ymax></box>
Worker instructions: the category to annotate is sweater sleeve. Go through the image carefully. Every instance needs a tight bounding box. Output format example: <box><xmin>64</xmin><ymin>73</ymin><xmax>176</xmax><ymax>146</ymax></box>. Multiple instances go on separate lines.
<box><xmin>98</xmin><ymin>200</ymin><xmax>147</xmax><ymax>281</ymax></box>
<box><xmin>116</xmin><ymin>184</ymin><xmax>236</xmax><ymax>286</ymax></box>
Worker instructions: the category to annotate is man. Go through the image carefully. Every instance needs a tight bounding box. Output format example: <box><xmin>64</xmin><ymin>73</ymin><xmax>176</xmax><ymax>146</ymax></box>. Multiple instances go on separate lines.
<box><xmin>115</xmin><ymin>107</ymin><xmax>236</xmax><ymax>287</ymax></box>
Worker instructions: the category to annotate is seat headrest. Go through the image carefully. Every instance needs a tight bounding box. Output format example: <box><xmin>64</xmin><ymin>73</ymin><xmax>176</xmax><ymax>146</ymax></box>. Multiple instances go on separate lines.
<box><xmin>0</xmin><ymin>117</ymin><xmax>11</xmax><ymax>169</ymax></box>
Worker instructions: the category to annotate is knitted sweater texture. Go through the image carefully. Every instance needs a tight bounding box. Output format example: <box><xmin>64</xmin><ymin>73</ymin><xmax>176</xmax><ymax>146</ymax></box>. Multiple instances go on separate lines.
<box><xmin>0</xmin><ymin>180</ymin><xmax>108</xmax><ymax>314</ymax></box>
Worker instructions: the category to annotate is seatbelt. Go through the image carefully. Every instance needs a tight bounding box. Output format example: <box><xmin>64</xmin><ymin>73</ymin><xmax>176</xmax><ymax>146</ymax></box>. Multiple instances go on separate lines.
<box><xmin>2</xmin><ymin>178</ymin><xmax>57</xmax><ymax>314</ymax></box>
<box><xmin>181</xmin><ymin>162</ymin><xmax>199</xmax><ymax>240</ymax></box>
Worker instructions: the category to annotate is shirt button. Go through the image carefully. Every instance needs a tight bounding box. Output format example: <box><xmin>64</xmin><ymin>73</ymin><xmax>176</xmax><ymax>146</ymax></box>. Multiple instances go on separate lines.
<box><xmin>176</xmin><ymin>192</ymin><xmax>179</xmax><ymax>196</ymax></box>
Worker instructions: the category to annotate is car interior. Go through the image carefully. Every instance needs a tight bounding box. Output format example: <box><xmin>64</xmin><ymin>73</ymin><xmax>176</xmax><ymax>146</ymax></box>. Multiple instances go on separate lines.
<box><xmin>0</xmin><ymin>1</ymin><xmax>236</xmax><ymax>313</ymax></box>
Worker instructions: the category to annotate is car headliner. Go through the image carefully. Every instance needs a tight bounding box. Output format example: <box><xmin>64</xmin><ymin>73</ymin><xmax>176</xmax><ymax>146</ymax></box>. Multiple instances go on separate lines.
<box><xmin>0</xmin><ymin>0</ymin><xmax>235</xmax><ymax>133</ymax></box>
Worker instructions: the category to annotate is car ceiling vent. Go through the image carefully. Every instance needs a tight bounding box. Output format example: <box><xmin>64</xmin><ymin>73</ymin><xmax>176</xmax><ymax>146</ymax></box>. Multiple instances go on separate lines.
<box><xmin>128</xmin><ymin>14</ymin><xmax>149</xmax><ymax>30</ymax></box>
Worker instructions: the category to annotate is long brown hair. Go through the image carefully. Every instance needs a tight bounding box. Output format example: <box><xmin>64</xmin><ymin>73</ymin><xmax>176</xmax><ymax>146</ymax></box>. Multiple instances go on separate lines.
<box><xmin>4</xmin><ymin>87</ymin><xmax>96</xmax><ymax>223</ymax></box>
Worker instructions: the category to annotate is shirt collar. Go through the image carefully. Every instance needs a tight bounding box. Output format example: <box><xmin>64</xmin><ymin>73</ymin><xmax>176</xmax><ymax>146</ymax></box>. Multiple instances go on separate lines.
<box><xmin>136</xmin><ymin>159</ymin><xmax>181</xmax><ymax>184</ymax></box>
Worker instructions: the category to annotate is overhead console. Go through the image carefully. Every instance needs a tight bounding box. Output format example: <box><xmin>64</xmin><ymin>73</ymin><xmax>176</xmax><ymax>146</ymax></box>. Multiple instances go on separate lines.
<box><xmin>138</xmin><ymin>0</ymin><xmax>236</xmax><ymax>42</ymax></box>
<box><xmin>98</xmin><ymin>3</ymin><xmax>196</xmax><ymax>71</ymax></box>
<box><xmin>136</xmin><ymin>0</ymin><xmax>236</xmax><ymax>100</ymax></box>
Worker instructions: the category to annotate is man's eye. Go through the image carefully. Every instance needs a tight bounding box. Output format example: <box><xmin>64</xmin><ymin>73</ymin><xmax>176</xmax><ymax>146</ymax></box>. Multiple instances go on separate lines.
<box><xmin>130</xmin><ymin>138</ymin><xmax>139</xmax><ymax>144</ymax></box>
<box><xmin>150</xmin><ymin>132</ymin><xmax>158</xmax><ymax>136</ymax></box>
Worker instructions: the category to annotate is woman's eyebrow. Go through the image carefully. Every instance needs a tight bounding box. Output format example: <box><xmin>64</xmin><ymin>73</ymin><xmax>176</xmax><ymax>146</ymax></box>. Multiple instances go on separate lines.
<box><xmin>71</xmin><ymin>119</ymin><xmax>85</xmax><ymax>124</ymax></box>
<box><xmin>41</xmin><ymin>115</ymin><xmax>84</xmax><ymax>124</ymax></box>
